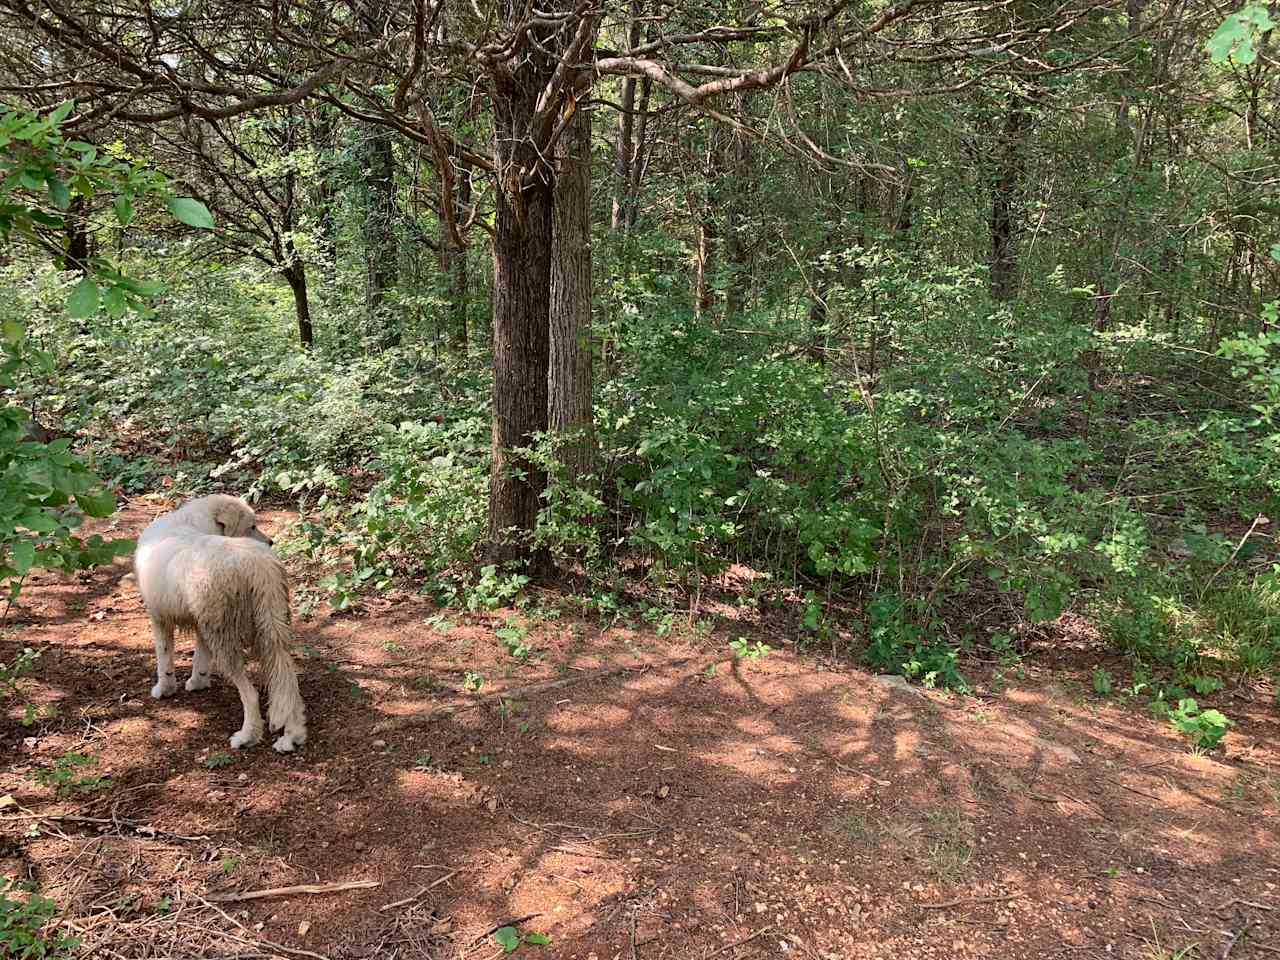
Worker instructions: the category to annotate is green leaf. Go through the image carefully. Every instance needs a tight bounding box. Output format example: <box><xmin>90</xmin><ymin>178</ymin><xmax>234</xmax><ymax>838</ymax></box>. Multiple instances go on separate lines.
<box><xmin>67</xmin><ymin>276</ymin><xmax>98</xmax><ymax>318</ymax></box>
<box><xmin>48</xmin><ymin>100</ymin><xmax>74</xmax><ymax>125</ymax></box>
<box><xmin>11</xmin><ymin>539</ymin><xmax>35</xmax><ymax>575</ymax></box>
<box><xmin>17</xmin><ymin>509</ymin><xmax>59</xmax><ymax>534</ymax></box>
<box><xmin>526</xmin><ymin>932</ymin><xmax>551</xmax><ymax>946</ymax></box>
<box><xmin>164</xmin><ymin>196</ymin><xmax>214</xmax><ymax>230</ymax></box>
<box><xmin>103</xmin><ymin>285</ymin><xmax>126</xmax><ymax>319</ymax></box>
<box><xmin>75</xmin><ymin>490</ymin><xmax>117</xmax><ymax>519</ymax></box>
<box><xmin>493</xmin><ymin>927</ymin><xmax>520</xmax><ymax>953</ymax></box>
<box><xmin>2</xmin><ymin>318</ymin><xmax>23</xmax><ymax>345</ymax></box>
<box><xmin>113</xmin><ymin>194</ymin><xmax>134</xmax><ymax>227</ymax></box>
<box><xmin>48</xmin><ymin>176</ymin><xmax>70</xmax><ymax>209</ymax></box>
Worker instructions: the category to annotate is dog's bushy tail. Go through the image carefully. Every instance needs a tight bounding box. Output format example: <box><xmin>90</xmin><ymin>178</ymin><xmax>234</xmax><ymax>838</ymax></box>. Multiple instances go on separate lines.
<box><xmin>250</xmin><ymin>555</ymin><xmax>307</xmax><ymax>743</ymax></box>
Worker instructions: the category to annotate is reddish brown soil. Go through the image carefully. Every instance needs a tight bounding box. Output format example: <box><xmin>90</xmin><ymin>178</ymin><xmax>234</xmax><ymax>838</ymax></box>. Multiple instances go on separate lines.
<box><xmin>3</xmin><ymin>499</ymin><xmax>1279</xmax><ymax>960</ymax></box>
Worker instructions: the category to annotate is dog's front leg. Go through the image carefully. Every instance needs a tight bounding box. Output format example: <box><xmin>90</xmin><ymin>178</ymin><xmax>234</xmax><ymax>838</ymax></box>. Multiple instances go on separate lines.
<box><xmin>150</xmin><ymin>621</ymin><xmax>178</xmax><ymax>699</ymax></box>
<box><xmin>186</xmin><ymin>636</ymin><xmax>213</xmax><ymax>692</ymax></box>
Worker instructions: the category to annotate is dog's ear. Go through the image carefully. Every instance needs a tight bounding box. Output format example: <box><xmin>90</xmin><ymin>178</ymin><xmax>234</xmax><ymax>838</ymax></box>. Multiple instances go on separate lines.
<box><xmin>213</xmin><ymin>500</ymin><xmax>248</xmax><ymax>537</ymax></box>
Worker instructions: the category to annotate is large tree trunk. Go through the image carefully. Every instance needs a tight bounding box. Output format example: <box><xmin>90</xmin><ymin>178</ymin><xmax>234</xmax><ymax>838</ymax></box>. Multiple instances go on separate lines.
<box><xmin>989</xmin><ymin>99</ymin><xmax>1025</xmax><ymax>301</ymax></box>
<box><xmin>65</xmin><ymin>195</ymin><xmax>90</xmax><ymax>275</ymax></box>
<box><xmin>283</xmin><ymin>258</ymin><xmax>314</xmax><ymax>349</ymax></box>
<box><xmin>489</xmin><ymin>67</ymin><xmax>554</xmax><ymax>568</ymax></box>
<box><xmin>549</xmin><ymin>96</ymin><xmax>598</xmax><ymax>484</ymax></box>
<box><xmin>362</xmin><ymin>129</ymin><xmax>399</xmax><ymax>347</ymax></box>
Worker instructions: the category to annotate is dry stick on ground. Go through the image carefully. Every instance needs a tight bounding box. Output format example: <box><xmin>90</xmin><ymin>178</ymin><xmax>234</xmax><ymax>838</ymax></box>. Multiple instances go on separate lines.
<box><xmin>206</xmin><ymin>880</ymin><xmax>380</xmax><ymax>903</ymax></box>
<box><xmin>920</xmin><ymin>893</ymin><xmax>1024</xmax><ymax>910</ymax></box>
<box><xmin>702</xmin><ymin>925</ymin><xmax>774</xmax><ymax>959</ymax></box>
<box><xmin>1220</xmin><ymin>919</ymin><xmax>1254</xmax><ymax>960</ymax></box>
<box><xmin>195</xmin><ymin>895</ymin><xmax>333</xmax><ymax>960</ymax></box>
<box><xmin>378</xmin><ymin>869</ymin><xmax>461</xmax><ymax>911</ymax></box>
<box><xmin>0</xmin><ymin>812</ymin><xmax>211</xmax><ymax>842</ymax></box>
<box><xmin>706</xmin><ymin>926</ymin><xmax>773</xmax><ymax>957</ymax></box>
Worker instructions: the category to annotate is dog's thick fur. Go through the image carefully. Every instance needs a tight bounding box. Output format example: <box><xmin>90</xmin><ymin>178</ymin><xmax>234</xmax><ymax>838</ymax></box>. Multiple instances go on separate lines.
<box><xmin>135</xmin><ymin>495</ymin><xmax>307</xmax><ymax>752</ymax></box>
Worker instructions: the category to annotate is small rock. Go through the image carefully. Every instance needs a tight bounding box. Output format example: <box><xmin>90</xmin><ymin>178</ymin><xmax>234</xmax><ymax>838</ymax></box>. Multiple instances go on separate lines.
<box><xmin>237</xmin><ymin>773</ymin><xmax>248</xmax><ymax>782</ymax></box>
<box><xmin>354</xmin><ymin>841</ymin><xmax>365</xmax><ymax>852</ymax></box>
<box><xmin>371</xmin><ymin>739</ymin><xmax>388</xmax><ymax>750</ymax></box>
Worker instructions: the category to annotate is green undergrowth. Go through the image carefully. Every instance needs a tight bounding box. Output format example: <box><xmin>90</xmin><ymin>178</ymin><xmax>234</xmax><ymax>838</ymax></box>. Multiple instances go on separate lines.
<box><xmin>6</xmin><ymin>244</ymin><xmax>1277</xmax><ymax>719</ymax></box>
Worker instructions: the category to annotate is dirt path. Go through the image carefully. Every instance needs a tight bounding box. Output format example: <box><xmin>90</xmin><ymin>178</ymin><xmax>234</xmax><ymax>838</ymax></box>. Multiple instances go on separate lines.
<box><xmin>2</xmin><ymin>501</ymin><xmax>1278</xmax><ymax>959</ymax></box>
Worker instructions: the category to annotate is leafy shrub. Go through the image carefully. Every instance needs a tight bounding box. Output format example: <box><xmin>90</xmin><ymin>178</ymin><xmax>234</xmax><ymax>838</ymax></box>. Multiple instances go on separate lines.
<box><xmin>1168</xmin><ymin>698</ymin><xmax>1232</xmax><ymax>750</ymax></box>
<box><xmin>0</xmin><ymin>880</ymin><xmax>79</xmax><ymax>960</ymax></box>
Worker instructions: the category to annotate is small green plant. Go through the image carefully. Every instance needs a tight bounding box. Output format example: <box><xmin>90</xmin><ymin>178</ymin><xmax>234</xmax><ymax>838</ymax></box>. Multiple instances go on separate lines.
<box><xmin>219</xmin><ymin>854</ymin><xmax>241</xmax><ymax>874</ymax></box>
<box><xmin>729</xmin><ymin>638</ymin><xmax>771</xmax><ymax>660</ymax></box>
<box><xmin>412</xmin><ymin>753</ymin><xmax>436</xmax><ymax>770</ymax></box>
<box><xmin>425</xmin><ymin>613</ymin><xmax>454</xmax><ymax>634</ymax></box>
<box><xmin>493</xmin><ymin>925</ymin><xmax>551</xmax><ymax>953</ymax></box>
<box><xmin>1091</xmin><ymin>665</ymin><xmax>1113</xmax><ymax>695</ymax></box>
<box><xmin>989</xmin><ymin>632</ymin><xmax>1021</xmax><ymax>667</ymax></box>
<box><xmin>1168</xmin><ymin>698</ymin><xmax>1232</xmax><ymax>750</ymax></box>
<box><xmin>31</xmin><ymin>751</ymin><xmax>106</xmax><ymax>797</ymax></box>
<box><xmin>381</xmin><ymin>638</ymin><xmax>405</xmax><ymax>654</ymax></box>
<box><xmin>0</xmin><ymin>879</ymin><xmax>79</xmax><ymax>960</ymax></box>
<box><xmin>703</xmin><ymin>663</ymin><xmax>717</xmax><ymax>679</ymax></box>
<box><xmin>1186</xmin><ymin>675</ymin><xmax>1222</xmax><ymax>694</ymax></box>
<box><xmin>1</xmin><ymin>647</ymin><xmax>57</xmax><ymax>726</ymax></box>
<box><xmin>496</xmin><ymin>619</ymin><xmax>533</xmax><ymax>659</ymax></box>
<box><xmin>203</xmin><ymin>751</ymin><xmax>235</xmax><ymax>769</ymax></box>
<box><xmin>463</xmin><ymin>670</ymin><xmax>485</xmax><ymax>692</ymax></box>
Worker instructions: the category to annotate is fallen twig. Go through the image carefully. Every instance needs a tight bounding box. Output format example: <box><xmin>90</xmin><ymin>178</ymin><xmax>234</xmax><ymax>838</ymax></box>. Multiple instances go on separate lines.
<box><xmin>833</xmin><ymin>760</ymin><xmax>891</xmax><ymax>786</ymax></box>
<box><xmin>0</xmin><ymin>812</ymin><xmax>210</xmax><ymax>842</ymax></box>
<box><xmin>1220</xmin><ymin>919</ymin><xmax>1254</xmax><ymax>960</ymax></box>
<box><xmin>206</xmin><ymin>880</ymin><xmax>379</xmax><ymax>903</ymax></box>
<box><xmin>702</xmin><ymin>925</ymin><xmax>774</xmax><ymax>959</ymax></box>
<box><xmin>196</xmin><ymin>895</ymin><xmax>333</xmax><ymax>960</ymax></box>
<box><xmin>920</xmin><ymin>893</ymin><xmax>1024</xmax><ymax>910</ymax></box>
<box><xmin>1106</xmin><ymin>778</ymin><xmax>1163</xmax><ymax>802</ymax></box>
<box><xmin>378</xmin><ymin>869</ymin><xmax>461</xmax><ymax>911</ymax></box>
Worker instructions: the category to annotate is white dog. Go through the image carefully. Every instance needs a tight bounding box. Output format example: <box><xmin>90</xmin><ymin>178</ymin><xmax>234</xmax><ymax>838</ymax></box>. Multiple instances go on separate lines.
<box><xmin>134</xmin><ymin>495</ymin><xmax>307</xmax><ymax>752</ymax></box>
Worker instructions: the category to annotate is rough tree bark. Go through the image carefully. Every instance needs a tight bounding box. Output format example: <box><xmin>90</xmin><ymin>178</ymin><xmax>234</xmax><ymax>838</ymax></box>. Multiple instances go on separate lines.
<box><xmin>549</xmin><ymin>94</ymin><xmax>598</xmax><ymax>484</ymax></box>
<box><xmin>362</xmin><ymin>129</ymin><xmax>399</xmax><ymax>347</ymax></box>
<box><xmin>488</xmin><ymin>57</ymin><xmax>555</xmax><ymax>568</ymax></box>
<box><xmin>65</xmin><ymin>194</ymin><xmax>89</xmax><ymax>274</ymax></box>
<box><xmin>283</xmin><ymin>257</ymin><xmax>314</xmax><ymax>349</ymax></box>
<box><xmin>989</xmin><ymin>99</ymin><xmax>1026</xmax><ymax>301</ymax></box>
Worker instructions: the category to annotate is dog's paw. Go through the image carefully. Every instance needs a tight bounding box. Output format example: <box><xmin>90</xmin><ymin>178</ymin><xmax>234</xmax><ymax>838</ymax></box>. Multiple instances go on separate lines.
<box><xmin>150</xmin><ymin>679</ymin><xmax>177</xmax><ymax>699</ymax></box>
<box><xmin>230</xmin><ymin>729</ymin><xmax>262</xmax><ymax>749</ymax></box>
<box><xmin>272</xmin><ymin>732</ymin><xmax>303</xmax><ymax>753</ymax></box>
<box><xmin>185</xmin><ymin>673</ymin><xmax>211</xmax><ymax>692</ymax></box>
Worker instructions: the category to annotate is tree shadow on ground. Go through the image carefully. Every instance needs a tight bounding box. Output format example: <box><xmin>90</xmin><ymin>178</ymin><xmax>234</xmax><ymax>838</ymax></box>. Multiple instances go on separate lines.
<box><xmin>2</xmin><ymin>538</ymin><xmax>1278</xmax><ymax>960</ymax></box>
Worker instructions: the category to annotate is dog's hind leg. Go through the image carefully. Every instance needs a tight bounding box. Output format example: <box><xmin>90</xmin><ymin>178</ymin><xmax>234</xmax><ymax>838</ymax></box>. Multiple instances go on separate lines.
<box><xmin>185</xmin><ymin>635</ymin><xmax>213</xmax><ymax>692</ymax></box>
<box><xmin>225</xmin><ymin>663</ymin><xmax>264</xmax><ymax>749</ymax></box>
<box><xmin>149</xmin><ymin>619</ymin><xmax>178</xmax><ymax>699</ymax></box>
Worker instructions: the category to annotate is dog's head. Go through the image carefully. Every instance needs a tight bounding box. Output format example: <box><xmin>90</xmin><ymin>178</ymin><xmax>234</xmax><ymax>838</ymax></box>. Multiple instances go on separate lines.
<box><xmin>210</xmin><ymin>496</ymin><xmax>273</xmax><ymax>546</ymax></box>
